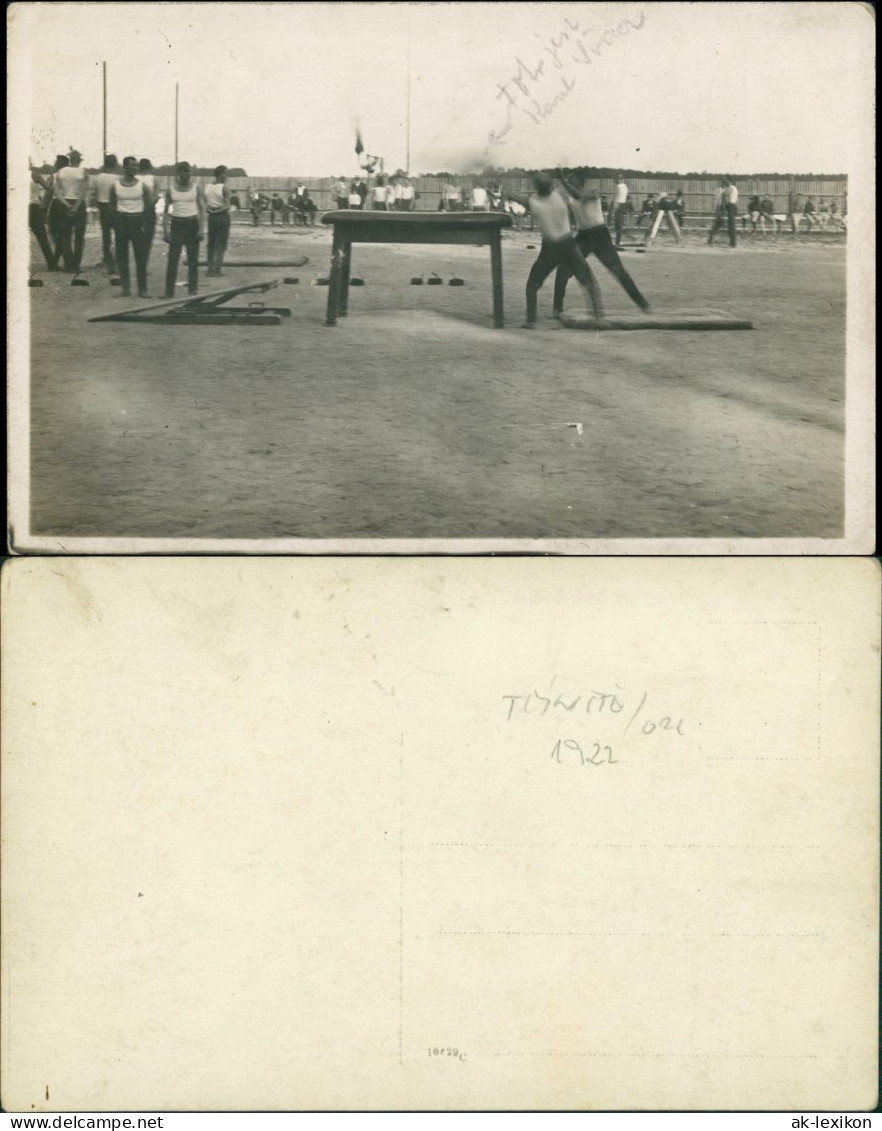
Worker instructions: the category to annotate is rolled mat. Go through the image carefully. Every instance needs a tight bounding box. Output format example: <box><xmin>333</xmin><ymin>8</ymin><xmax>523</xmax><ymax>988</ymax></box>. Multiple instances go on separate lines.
<box><xmin>560</xmin><ymin>311</ymin><xmax>753</xmax><ymax>331</ymax></box>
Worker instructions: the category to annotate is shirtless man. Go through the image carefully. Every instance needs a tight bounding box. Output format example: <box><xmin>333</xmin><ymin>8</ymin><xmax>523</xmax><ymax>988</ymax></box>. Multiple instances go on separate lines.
<box><xmin>552</xmin><ymin>173</ymin><xmax>651</xmax><ymax>319</ymax></box>
<box><xmin>504</xmin><ymin>173</ymin><xmax>605</xmax><ymax>329</ymax></box>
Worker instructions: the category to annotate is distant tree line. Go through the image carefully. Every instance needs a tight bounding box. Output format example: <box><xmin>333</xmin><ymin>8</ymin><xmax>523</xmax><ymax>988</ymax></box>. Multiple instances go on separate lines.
<box><xmin>424</xmin><ymin>165</ymin><xmax>848</xmax><ymax>180</ymax></box>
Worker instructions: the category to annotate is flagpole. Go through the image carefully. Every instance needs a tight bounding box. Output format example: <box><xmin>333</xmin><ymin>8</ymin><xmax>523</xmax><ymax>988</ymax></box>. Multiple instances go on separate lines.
<box><xmin>102</xmin><ymin>62</ymin><xmax>107</xmax><ymax>155</ymax></box>
<box><xmin>405</xmin><ymin>15</ymin><xmax>411</xmax><ymax>173</ymax></box>
<box><xmin>174</xmin><ymin>83</ymin><xmax>179</xmax><ymax>164</ymax></box>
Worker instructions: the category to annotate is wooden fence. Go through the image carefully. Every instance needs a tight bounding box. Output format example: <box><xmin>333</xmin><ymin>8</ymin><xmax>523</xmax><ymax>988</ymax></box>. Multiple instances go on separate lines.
<box><xmin>151</xmin><ymin>174</ymin><xmax>848</xmax><ymax>216</ymax></box>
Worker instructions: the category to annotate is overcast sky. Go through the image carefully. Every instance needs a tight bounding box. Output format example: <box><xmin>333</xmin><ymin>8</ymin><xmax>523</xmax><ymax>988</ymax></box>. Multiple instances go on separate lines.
<box><xmin>13</xmin><ymin>2</ymin><xmax>872</xmax><ymax>175</ymax></box>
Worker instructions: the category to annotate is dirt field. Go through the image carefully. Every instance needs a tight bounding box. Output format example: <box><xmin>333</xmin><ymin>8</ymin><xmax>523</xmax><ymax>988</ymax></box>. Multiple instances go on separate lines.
<box><xmin>27</xmin><ymin>222</ymin><xmax>846</xmax><ymax>540</ymax></box>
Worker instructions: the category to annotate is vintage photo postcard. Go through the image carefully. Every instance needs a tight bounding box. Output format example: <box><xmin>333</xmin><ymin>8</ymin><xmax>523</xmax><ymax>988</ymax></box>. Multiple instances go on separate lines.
<box><xmin>2</xmin><ymin>557</ymin><xmax>878</xmax><ymax>1110</ymax></box>
<box><xmin>7</xmin><ymin>2</ymin><xmax>876</xmax><ymax>554</ymax></box>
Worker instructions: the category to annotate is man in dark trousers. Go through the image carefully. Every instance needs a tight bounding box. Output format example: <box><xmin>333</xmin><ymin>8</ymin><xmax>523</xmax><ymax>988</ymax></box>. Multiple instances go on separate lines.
<box><xmin>610</xmin><ymin>173</ymin><xmax>629</xmax><ymax>246</ymax></box>
<box><xmin>250</xmin><ymin>190</ymin><xmax>263</xmax><ymax>226</ymax></box>
<box><xmin>109</xmin><ymin>155</ymin><xmax>151</xmax><ymax>298</ymax></box>
<box><xmin>52</xmin><ymin>148</ymin><xmax>89</xmax><ymax>271</ymax></box>
<box><xmin>28</xmin><ymin>164</ymin><xmax>55</xmax><ymax>269</ymax></box>
<box><xmin>553</xmin><ymin>172</ymin><xmax>651</xmax><ymax>318</ymax></box>
<box><xmin>204</xmin><ymin>166</ymin><xmax>232</xmax><ymax>277</ymax></box>
<box><xmin>138</xmin><ymin>159</ymin><xmax>159</xmax><ymax>266</ymax></box>
<box><xmin>333</xmin><ymin>177</ymin><xmax>349</xmax><ymax>209</ymax></box>
<box><xmin>504</xmin><ymin>173</ymin><xmax>605</xmax><ymax>329</ymax></box>
<box><xmin>163</xmin><ymin>161</ymin><xmax>206</xmax><ymax>297</ymax></box>
<box><xmin>635</xmin><ymin>193</ymin><xmax>656</xmax><ymax>226</ymax></box>
<box><xmin>708</xmin><ymin>179</ymin><xmax>738</xmax><ymax>247</ymax></box>
<box><xmin>672</xmin><ymin>189</ymin><xmax>685</xmax><ymax>229</ymax></box>
<box><xmin>46</xmin><ymin>153</ymin><xmax>69</xmax><ymax>265</ymax></box>
<box><xmin>92</xmin><ymin>154</ymin><xmax>119</xmax><ymax>272</ymax></box>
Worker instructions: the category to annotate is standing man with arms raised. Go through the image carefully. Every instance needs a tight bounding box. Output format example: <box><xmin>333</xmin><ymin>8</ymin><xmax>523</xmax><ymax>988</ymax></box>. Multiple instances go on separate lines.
<box><xmin>163</xmin><ymin>161</ymin><xmax>206</xmax><ymax>297</ymax></box>
<box><xmin>205</xmin><ymin>166</ymin><xmax>231</xmax><ymax>277</ymax></box>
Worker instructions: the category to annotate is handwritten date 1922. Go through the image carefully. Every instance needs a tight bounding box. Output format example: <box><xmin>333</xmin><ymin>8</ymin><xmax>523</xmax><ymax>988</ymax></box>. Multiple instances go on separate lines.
<box><xmin>551</xmin><ymin>739</ymin><xmax>618</xmax><ymax>766</ymax></box>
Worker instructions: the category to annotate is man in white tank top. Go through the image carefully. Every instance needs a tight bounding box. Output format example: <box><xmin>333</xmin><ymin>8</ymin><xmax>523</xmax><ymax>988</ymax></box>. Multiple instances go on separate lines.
<box><xmin>205</xmin><ymin>166</ymin><xmax>231</xmax><ymax>277</ymax></box>
<box><xmin>333</xmin><ymin>178</ymin><xmax>349</xmax><ymax>209</ymax></box>
<box><xmin>372</xmin><ymin>177</ymin><xmax>389</xmax><ymax>211</ymax></box>
<box><xmin>471</xmin><ymin>183</ymin><xmax>489</xmax><ymax>211</ymax></box>
<box><xmin>505</xmin><ymin>173</ymin><xmax>605</xmax><ymax>328</ymax></box>
<box><xmin>93</xmin><ymin>154</ymin><xmax>119</xmax><ymax>272</ymax></box>
<box><xmin>138</xmin><ymin>159</ymin><xmax>159</xmax><ymax>265</ymax></box>
<box><xmin>162</xmin><ymin>161</ymin><xmax>206</xmax><ymax>297</ymax></box>
<box><xmin>611</xmin><ymin>173</ymin><xmax>630</xmax><ymax>247</ymax></box>
<box><xmin>708</xmin><ymin>178</ymin><xmax>739</xmax><ymax>248</ymax></box>
<box><xmin>398</xmin><ymin>178</ymin><xmax>415</xmax><ymax>211</ymax></box>
<box><xmin>109</xmin><ymin>156</ymin><xmax>151</xmax><ymax>297</ymax></box>
<box><xmin>53</xmin><ymin>148</ymin><xmax>89</xmax><ymax>272</ymax></box>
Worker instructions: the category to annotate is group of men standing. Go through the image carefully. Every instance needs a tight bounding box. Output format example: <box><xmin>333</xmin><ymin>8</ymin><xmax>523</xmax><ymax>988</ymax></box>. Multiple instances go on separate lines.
<box><xmin>29</xmin><ymin>153</ymin><xmax>234</xmax><ymax>297</ymax></box>
<box><xmin>29</xmin><ymin>150</ymin><xmax>91</xmax><ymax>273</ymax></box>
<box><xmin>332</xmin><ymin>175</ymin><xmax>416</xmax><ymax>210</ymax></box>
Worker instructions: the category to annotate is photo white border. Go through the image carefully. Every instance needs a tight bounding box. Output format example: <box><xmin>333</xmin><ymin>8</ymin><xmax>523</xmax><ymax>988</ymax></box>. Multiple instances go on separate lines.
<box><xmin>7</xmin><ymin>2</ymin><xmax>876</xmax><ymax>556</ymax></box>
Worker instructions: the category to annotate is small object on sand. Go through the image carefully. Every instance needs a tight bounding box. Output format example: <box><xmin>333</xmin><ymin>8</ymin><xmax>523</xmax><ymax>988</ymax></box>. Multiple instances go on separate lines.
<box><xmin>316</xmin><ymin>277</ymin><xmax>330</xmax><ymax>286</ymax></box>
<box><xmin>410</xmin><ymin>274</ymin><xmax>424</xmax><ymax>285</ymax></box>
<box><xmin>566</xmin><ymin>422</ymin><xmax>584</xmax><ymax>436</ymax></box>
<box><xmin>71</xmin><ymin>274</ymin><xmax>90</xmax><ymax>287</ymax></box>
<box><xmin>283</xmin><ymin>277</ymin><xmax>299</xmax><ymax>284</ymax></box>
<box><xmin>526</xmin><ymin>244</ymin><xmax>536</xmax><ymax>249</ymax></box>
<box><xmin>448</xmin><ymin>274</ymin><xmax>464</xmax><ymax>286</ymax></box>
<box><xmin>28</xmin><ymin>278</ymin><xmax>44</xmax><ymax>287</ymax></box>
<box><xmin>427</xmin><ymin>271</ymin><xmax>443</xmax><ymax>286</ymax></box>
<box><xmin>350</xmin><ymin>276</ymin><xmax>365</xmax><ymax>286</ymax></box>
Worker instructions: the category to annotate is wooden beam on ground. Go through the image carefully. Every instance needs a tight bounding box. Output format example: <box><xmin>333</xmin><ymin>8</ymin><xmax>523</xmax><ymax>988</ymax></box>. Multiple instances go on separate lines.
<box><xmin>197</xmin><ymin>257</ymin><xmax>310</xmax><ymax>268</ymax></box>
<box><xmin>88</xmin><ymin>279</ymin><xmax>281</xmax><ymax>323</ymax></box>
<box><xmin>560</xmin><ymin>311</ymin><xmax>753</xmax><ymax>331</ymax></box>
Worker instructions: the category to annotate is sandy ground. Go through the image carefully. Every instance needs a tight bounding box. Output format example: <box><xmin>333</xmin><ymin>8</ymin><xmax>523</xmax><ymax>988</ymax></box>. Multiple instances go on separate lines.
<box><xmin>27</xmin><ymin>222</ymin><xmax>845</xmax><ymax>540</ymax></box>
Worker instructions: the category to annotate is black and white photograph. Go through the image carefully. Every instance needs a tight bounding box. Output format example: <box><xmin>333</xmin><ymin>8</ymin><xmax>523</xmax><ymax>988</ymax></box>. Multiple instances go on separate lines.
<box><xmin>8</xmin><ymin>1</ymin><xmax>875</xmax><ymax>553</ymax></box>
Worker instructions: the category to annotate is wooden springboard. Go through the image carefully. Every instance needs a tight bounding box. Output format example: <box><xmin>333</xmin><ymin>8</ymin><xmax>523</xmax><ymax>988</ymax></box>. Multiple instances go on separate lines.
<box><xmin>88</xmin><ymin>280</ymin><xmax>287</xmax><ymax>326</ymax></box>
